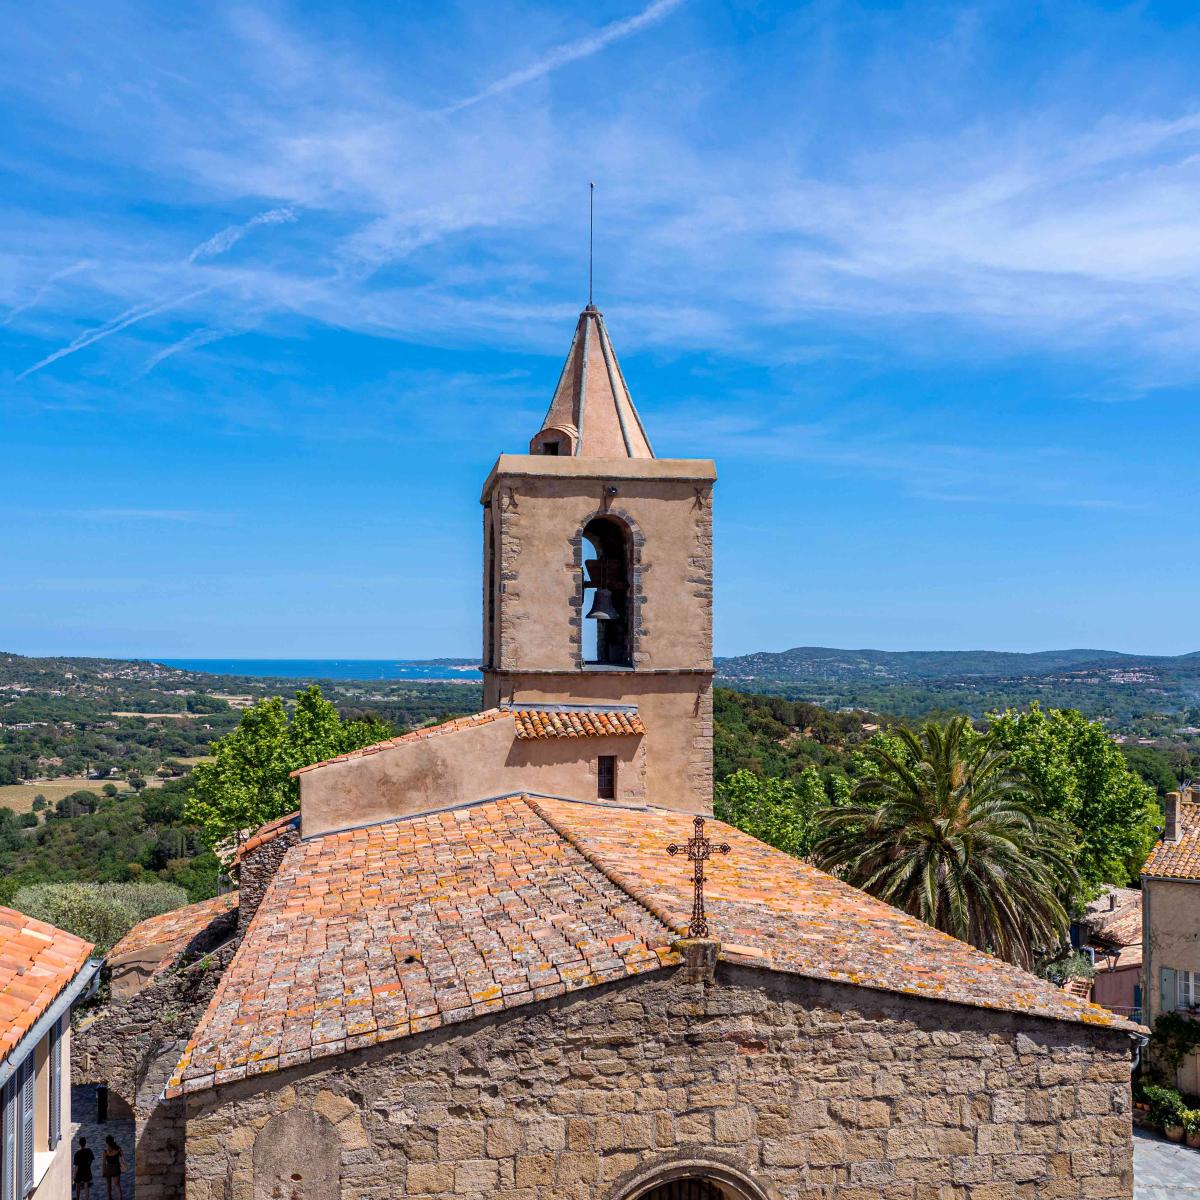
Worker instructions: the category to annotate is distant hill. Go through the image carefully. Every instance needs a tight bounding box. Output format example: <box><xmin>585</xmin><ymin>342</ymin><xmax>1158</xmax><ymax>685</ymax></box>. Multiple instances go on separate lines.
<box><xmin>715</xmin><ymin>646</ymin><xmax>1200</xmax><ymax>725</ymax></box>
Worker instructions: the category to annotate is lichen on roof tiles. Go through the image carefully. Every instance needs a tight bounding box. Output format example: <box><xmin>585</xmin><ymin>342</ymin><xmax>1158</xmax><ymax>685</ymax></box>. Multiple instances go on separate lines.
<box><xmin>169</xmin><ymin>796</ymin><xmax>676</xmax><ymax>1094</ymax></box>
<box><xmin>0</xmin><ymin>906</ymin><xmax>93</xmax><ymax>1067</ymax></box>
<box><xmin>529</xmin><ymin>797</ymin><xmax>1139</xmax><ymax>1035</ymax></box>
<box><xmin>170</xmin><ymin>792</ymin><xmax>1139</xmax><ymax>1097</ymax></box>
<box><xmin>108</xmin><ymin>892</ymin><xmax>238</xmax><ymax>969</ymax></box>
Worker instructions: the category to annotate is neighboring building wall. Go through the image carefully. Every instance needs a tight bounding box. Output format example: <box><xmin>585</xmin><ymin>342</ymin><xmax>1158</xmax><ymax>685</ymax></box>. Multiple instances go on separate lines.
<box><xmin>183</xmin><ymin>965</ymin><xmax>1134</xmax><ymax>1200</ymax></box>
<box><xmin>74</xmin><ymin>942</ymin><xmax>238</xmax><ymax>1200</ymax></box>
<box><xmin>28</xmin><ymin>1026</ymin><xmax>72</xmax><ymax>1200</ymax></box>
<box><xmin>1091</xmin><ymin>965</ymin><xmax>1140</xmax><ymax>1016</ymax></box>
<box><xmin>1143</xmin><ymin>876</ymin><xmax>1200</xmax><ymax>1092</ymax></box>
<box><xmin>300</xmin><ymin>717</ymin><xmax>649</xmax><ymax>837</ymax></box>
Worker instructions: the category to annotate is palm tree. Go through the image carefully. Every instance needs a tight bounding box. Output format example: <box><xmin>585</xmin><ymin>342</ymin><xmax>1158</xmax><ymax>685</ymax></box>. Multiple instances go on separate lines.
<box><xmin>811</xmin><ymin>716</ymin><xmax>1076</xmax><ymax>969</ymax></box>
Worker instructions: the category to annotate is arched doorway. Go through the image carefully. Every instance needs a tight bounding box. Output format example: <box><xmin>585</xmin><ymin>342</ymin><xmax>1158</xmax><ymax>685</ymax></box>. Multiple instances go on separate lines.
<box><xmin>619</xmin><ymin>1161</ymin><xmax>767</xmax><ymax>1200</ymax></box>
<box><xmin>636</xmin><ymin>1181</ymin><xmax>733</xmax><ymax>1200</ymax></box>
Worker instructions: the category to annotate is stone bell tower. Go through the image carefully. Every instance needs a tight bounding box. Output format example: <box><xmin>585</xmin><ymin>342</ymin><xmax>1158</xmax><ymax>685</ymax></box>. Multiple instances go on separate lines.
<box><xmin>481</xmin><ymin>304</ymin><xmax>716</xmax><ymax>813</ymax></box>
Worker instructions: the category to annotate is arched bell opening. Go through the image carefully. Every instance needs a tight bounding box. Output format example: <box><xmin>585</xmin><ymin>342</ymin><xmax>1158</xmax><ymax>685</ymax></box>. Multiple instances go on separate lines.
<box><xmin>581</xmin><ymin>515</ymin><xmax>632</xmax><ymax>667</ymax></box>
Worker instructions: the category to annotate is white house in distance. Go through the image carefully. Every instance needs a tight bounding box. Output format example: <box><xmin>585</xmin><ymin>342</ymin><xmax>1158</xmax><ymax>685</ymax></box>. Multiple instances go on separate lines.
<box><xmin>0</xmin><ymin>907</ymin><xmax>99</xmax><ymax>1200</ymax></box>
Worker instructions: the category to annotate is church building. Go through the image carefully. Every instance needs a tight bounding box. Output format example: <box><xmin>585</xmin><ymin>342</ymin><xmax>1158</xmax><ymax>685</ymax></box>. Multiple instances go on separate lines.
<box><xmin>113</xmin><ymin>305</ymin><xmax>1139</xmax><ymax>1199</ymax></box>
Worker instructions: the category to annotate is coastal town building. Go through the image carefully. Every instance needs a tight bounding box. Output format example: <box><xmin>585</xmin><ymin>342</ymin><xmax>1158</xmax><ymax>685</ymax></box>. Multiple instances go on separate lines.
<box><xmin>86</xmin><ymin>305</ymin><xmax>1140</xmax><ymax>1199</ymax></box>
<box><xmin>0</xmin><ymin>907</ymin><xmax>99</xmax><ymax>1200</ymax></box>
<box><xmin>1141</xmin><ymin>785</ymin><xmax>1200</xmax><ymax>1092</ymax></box>
<box><xmin>1076</xmin><ymin>886</ymin><xmax>1143</xmax><ymax>1020</ymax></box>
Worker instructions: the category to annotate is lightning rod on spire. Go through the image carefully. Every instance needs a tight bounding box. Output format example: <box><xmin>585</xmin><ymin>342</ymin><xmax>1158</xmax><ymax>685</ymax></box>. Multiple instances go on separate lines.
<box><xmin>589</xmin><ymin>182</ymin><xmax>595</xmax><ymax>307</ymax></box>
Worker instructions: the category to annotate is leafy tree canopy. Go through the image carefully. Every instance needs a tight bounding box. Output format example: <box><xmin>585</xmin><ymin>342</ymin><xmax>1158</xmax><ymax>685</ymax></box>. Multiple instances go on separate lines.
<box><xmin>986</xmin><ymin>704</ymin><xmax>1160</xmax><ymax>895</ymax></box>
<box><xmin>12</xmin><ymin>880</ymin><xmax>188</xmax><ymax>954</ymax></box>
<box><xmin>714</xmin><ymin>768</ymin><xmax>828</xmax><ymax>859</ymax></box>
<box><xmin>185</xmin><ymin>686</ymin><xmax>393</xmax><ymax>848</ymax></box>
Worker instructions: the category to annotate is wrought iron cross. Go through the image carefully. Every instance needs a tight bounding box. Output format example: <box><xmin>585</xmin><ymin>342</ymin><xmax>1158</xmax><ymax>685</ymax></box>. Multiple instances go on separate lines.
<box><xmin>667</xmin><ymin>815</ymin><xmax>730</xmax><ymax>939</ymax></box>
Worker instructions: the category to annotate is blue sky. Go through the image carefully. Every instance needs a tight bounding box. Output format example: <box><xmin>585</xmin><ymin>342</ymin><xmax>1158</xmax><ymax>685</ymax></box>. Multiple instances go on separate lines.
<box><xmin>2</xmin><ymin>0</ymin><xmax>1198</xmax><ymax>659</ymax></box>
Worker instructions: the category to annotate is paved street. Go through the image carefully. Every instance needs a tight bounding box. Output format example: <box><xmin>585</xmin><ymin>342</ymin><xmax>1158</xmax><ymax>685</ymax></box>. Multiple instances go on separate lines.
<box><xmin>1136</xmin><ymin>1128</ymin><xmax>1200</xmax><ymax>1198</ymax></box>
<box><xmin>71</xmin><ymin>1084</ymin><xmax>135</xmax><ymax>1199</ymax></box>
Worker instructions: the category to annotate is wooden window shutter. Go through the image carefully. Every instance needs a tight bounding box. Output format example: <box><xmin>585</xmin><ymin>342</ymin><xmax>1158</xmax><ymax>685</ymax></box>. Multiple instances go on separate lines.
<box><xmin>1162</xmin><ymin>967</ymin><xmax>1177</xmax><ymax>1014</ymax></box>
<box><xmin>1</xmin><ymin>1079</ymin><xmax>16</xmax><ymax>1200</ymax></box>
<box><xmin>19</xmin><ymin>1059</ymin><xmax>34</xmax><ymax>1198</ymax></box>
<box><xmin>49</xmin><ymin>1019</ymin><xmax>62</xmax><ymax>1149</ymax></box>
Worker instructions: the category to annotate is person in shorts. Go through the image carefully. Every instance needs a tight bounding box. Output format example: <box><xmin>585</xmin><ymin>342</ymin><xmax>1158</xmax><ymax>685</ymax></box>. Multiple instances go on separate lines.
<box><xmin>72</xmin><ymin>1136</ymin><xmax>94</xmax><ymax>1199</ymax></box>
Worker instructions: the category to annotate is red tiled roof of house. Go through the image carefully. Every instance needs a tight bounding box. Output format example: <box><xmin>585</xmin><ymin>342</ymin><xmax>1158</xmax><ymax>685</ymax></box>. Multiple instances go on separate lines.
<box><xmin>0</xmin><ymin>907</ymin><xmax>93</xmax><ymax>1067</ymax></box>
<box><xmin>1142</xmin><ymin>800</ymin><xmax>1200</xmax><ymax>880</ymax></box>
<box><xmin>234</xmin><ymin>811</ymin><xmax>300</xmax><ymax>863</ymax></box>
<box><xmin>289</xmin><ymin>707</ymin><xmax>643</xmax><ymax>776</ymax></box>
<box><xmin>169</xmin><ymin>795</ymin><xmax>1136</xmax><ymax>1095</ymax></box>
<box><xmin>108</xmin><ymin>893</ymin><xmax>238</xmax><ymax>970</ymax></box>
<box><xmin>1080</xmin><ymin>886</ymin><xmax>1142</xmax><ymax>948</ymax></box>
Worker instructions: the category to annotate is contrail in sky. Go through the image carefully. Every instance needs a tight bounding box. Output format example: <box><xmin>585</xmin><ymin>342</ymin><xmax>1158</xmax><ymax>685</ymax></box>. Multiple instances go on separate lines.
<box><xmin>16</xmin><ymin>287</ymin><xmax>214</xmax><ymax>380</ymax></box>
<box><xmin>17</xmin><ymin>206</ymin><xmax>295</xmax><ymax>379</ymax></box>
<box><xmin>1</xmin><ymin>260</ymin><xmax>95</xmax><ymax>327</ymax></box>
<box><xmin>138</xmin><ymin>327</ymin><xmax>227</xmax><ymax>376</ymax></box>
<box><xmin>444</xmin><ymin>0</ymin><xmax>685</xmax><ymax>113</ymax></box>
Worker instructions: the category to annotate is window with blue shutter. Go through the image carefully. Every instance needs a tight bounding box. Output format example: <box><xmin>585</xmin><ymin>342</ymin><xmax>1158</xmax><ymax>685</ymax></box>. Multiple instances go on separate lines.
<box><xmin>1162</xmin><ymin>967</ymin><xmax>1177</xmax><ymax>1018</ymax></box>
<box><xmin>18</xmin><ymin>1059</ymin><xmax>34</xmax><ymax>1199</ymax></box>
<box><xmin>49</xmin><ymin>1019</ymin><xmax>62</xmax><ymax>1149</ymax></box>
<box><xmin>1</xmin><ymin>1078</ymin><xmax>16</xmax><ymax>1200</ymax></box>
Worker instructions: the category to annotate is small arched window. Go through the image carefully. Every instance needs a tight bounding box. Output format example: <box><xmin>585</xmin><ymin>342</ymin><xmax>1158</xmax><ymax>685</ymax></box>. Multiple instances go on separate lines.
<box><xmin>581</xmin><ymin>516</ymin><xmax>631</xmax><ymax>667</ymax></box>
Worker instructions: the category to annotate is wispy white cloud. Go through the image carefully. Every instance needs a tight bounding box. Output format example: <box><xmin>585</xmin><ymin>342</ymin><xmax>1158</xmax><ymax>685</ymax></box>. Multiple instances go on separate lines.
<box><xmin>443</xmin><ymin>0</ymin><xmax>686</xmax><ymax>113</ymax></box>
<box><xmin>1</xmin><ymin>259</ymin><xmax>95</xmax><ymax>327</ymax></box>
<box><xmin>186</xmin><ymin>207</ymin><xmax>296</xmax><ymax>264</ymax></box>
<box><xmin>137</xmin><ymin>327</ymin><xmax>228</xmax><ymax>376</ymax></box>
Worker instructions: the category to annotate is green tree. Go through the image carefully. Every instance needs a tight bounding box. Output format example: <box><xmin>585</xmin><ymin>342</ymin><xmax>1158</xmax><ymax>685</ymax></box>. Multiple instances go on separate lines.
<box><xmin>186</xmin><ymin>686</ymin><xmax>392</xmax><ymax>847</ymax></box>
<box><xmin>812</xmin><ymin>716</ymin><xmax>1076</xmax><ymax>969</ymax></box>
<box><xmin>986</xmin><ymin>705</ymin><xmax>1159</xmax><ymax>894</ymax></box>
<box><xmin>127</xmin><ymin>772</ymin><xmax>147</xmax><ymax>793</ymax></box>
<box><xmin>12</xmin><ymin>880</ymin><xmax>188</xmax><ymax>954</ymax></box>
<box><xmin>714</xmin><ymin>768</ymin><xmax>826</xmax><ymax>858</ymax></box>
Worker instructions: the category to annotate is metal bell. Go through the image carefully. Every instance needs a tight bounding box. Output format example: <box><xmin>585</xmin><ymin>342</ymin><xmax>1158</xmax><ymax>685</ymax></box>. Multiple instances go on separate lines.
<box><xmin>586</xmin><ymin>588</ymin><xmax>619</xmax><ymax>621</ymax></box>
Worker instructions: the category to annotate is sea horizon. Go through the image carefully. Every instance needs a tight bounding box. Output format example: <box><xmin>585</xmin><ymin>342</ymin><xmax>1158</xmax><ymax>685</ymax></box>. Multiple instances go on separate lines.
<box><xmin>158</xmin><ymin>658</ymin><xmax>483</xmax><ymax>682</ymax></box>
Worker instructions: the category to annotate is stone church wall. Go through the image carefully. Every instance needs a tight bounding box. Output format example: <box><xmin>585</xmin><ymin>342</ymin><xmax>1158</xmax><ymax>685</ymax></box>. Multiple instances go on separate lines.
<box><xmin>182</xmin><ymin>963</ymin><xmax>1134</xmax><ymax>1200</ymax></box>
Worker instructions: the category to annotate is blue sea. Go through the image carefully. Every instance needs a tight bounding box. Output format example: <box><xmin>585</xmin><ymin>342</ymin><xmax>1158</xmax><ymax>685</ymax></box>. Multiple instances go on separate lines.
<box><xmin>159</xmin><ymin>659</ymin><xmax>483</xmax><ymax>682</ymax></box>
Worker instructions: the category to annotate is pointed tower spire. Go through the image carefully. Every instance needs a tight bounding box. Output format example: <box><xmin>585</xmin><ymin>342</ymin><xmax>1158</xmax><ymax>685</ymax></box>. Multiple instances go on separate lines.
<box><xmin>530</xmin><ymin>307</ymin><xmax>655</xmax><ymax>458</ymax></box>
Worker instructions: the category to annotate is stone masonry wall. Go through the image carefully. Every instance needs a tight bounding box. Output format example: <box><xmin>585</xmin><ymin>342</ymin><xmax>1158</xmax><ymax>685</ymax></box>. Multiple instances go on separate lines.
<box><xmin>238</xmin><ymin>824</ymin><xmax>300</xmax><ymax>934</ymax></box>
<box><xmin>183</xmin><ymin>963</ymin><xmax>1134</xmax><ymax>1200</ymax></box>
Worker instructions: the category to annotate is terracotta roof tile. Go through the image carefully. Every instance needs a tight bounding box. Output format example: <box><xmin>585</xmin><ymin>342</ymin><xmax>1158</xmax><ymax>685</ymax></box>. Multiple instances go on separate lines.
<box><xmin>530</xmin><ymin>798</ymin><xmax>1138</xmax><ymax>1035</ymax></box>
<box><xmin>235</xmin><ymin>812</ymin><xmax>300</xmax><ymax>862</ymax></box>
<box><xmin>169</xmin><ymin>797</ymin><xmax>674</xmax><ymax>1094</ymax></box>
<box><xmin>1080</xmin><ymin>886</ymin><xmax>1142</xmax><ymax>948</ymax></box>
<box><xmin>170</xmin><ymin>794</ymin><xmax>1140</xmax><ymax>1096</ymax></box>
<box><xmin>1143</xmin><ymin>801</ymin><xmax>1200</xmax><ymax>880</ymax></box>
<box><xmin>108</xmin><ymin>893</ymin><xmax>238</xmax><ymax>973</ymax></box>
<box><xmin>0</xmin><ymin>907</ymin><xmax>93</xmax><ymax>1067</ymax></box>
<box><xmin>511</xmin><ymin>708</ymin><xmax>644</xmax><ymax>739</ymax></box>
